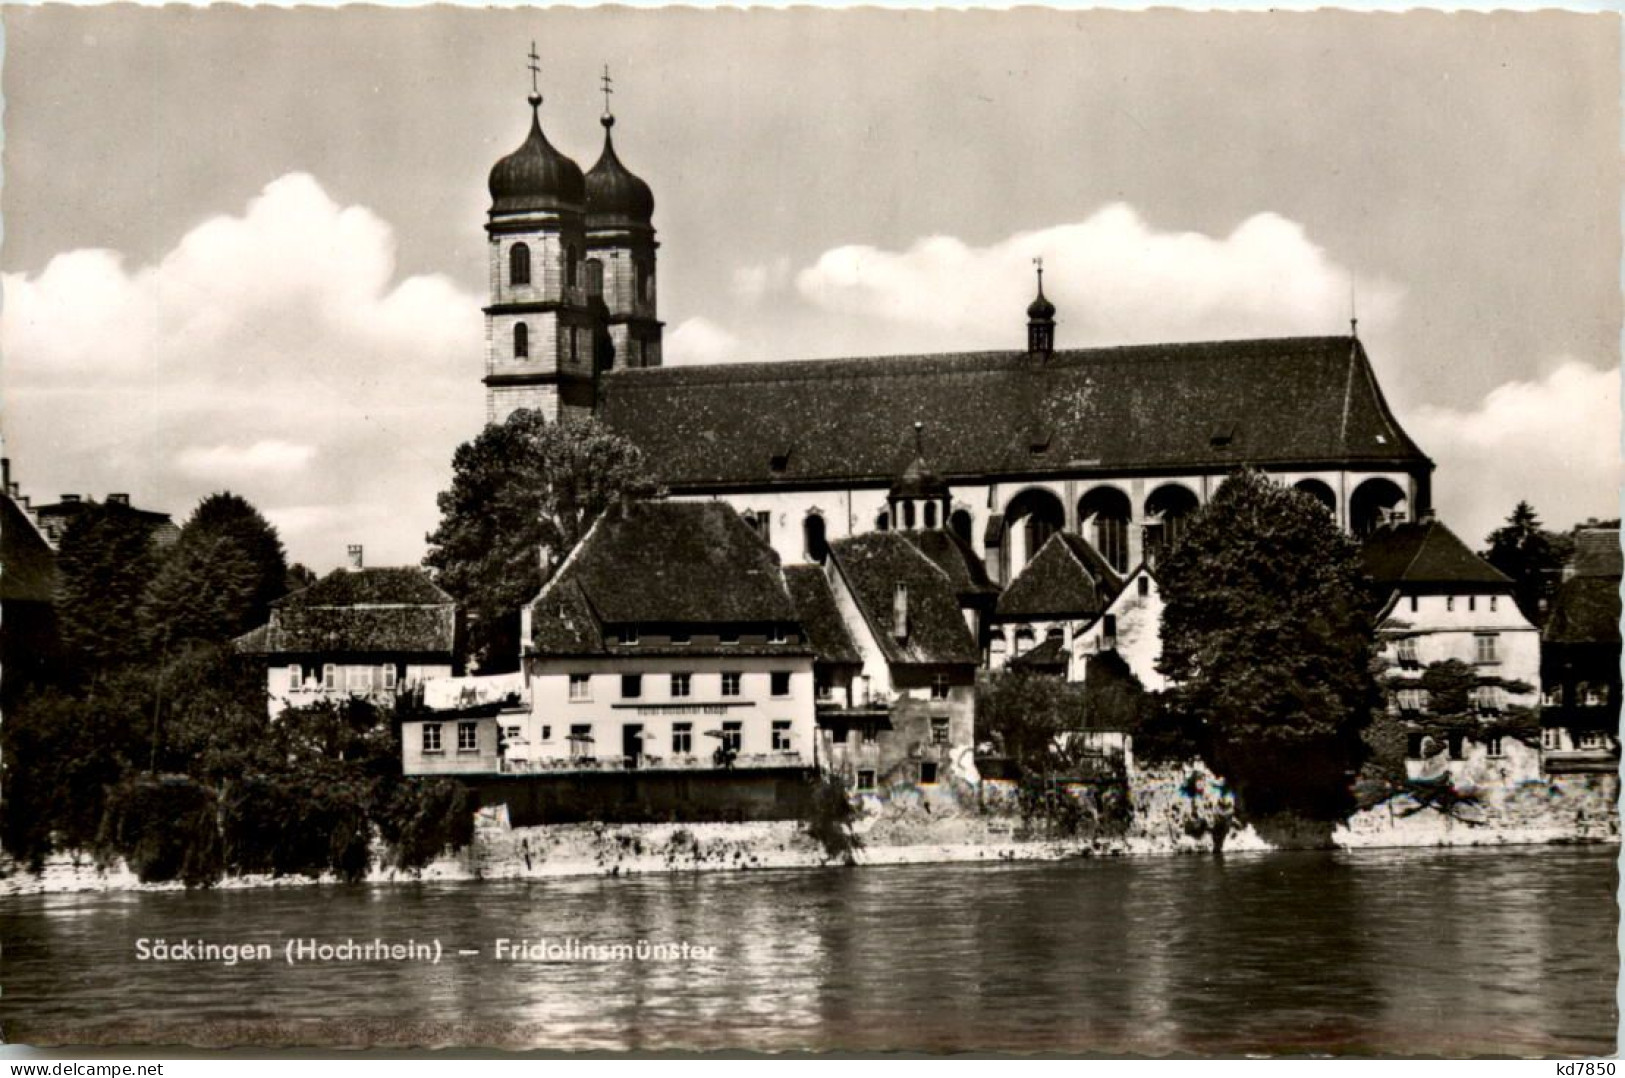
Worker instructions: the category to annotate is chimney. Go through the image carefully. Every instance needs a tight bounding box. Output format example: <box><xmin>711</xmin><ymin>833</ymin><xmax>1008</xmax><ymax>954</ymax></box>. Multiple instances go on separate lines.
<box><xmin>347</xmin><ymin>544</ymin><xmax>364</xmax><ymax>570</ymax></box>
<box><xmin>892</xmin><ymin>582</ymin><xmax>909</xmax><ymax>641</ymax></box>
<box><xmin>107</xmin><ymin>493</ymin><xmax>130</xmax><ymax>506</ymax></box>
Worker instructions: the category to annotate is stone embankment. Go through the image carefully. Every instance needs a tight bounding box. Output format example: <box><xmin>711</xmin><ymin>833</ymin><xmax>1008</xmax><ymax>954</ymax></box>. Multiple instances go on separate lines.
<box><xmin>4</xmin><ymin>768</ymin><xmax>1615</xmax><ymax>896</ymax></box>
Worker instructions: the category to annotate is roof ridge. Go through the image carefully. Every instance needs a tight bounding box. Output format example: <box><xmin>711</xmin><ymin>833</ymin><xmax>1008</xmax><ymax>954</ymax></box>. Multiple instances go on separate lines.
<box><xmin>608</xmin><ymin>335</ymin><xmax>1358</xmax><ymax>387</ymax></box>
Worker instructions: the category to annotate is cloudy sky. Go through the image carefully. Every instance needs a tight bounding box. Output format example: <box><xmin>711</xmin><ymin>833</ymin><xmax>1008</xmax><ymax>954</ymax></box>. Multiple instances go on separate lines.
<box><xmin>2</xmin><ymin>7</ymin><xmax>1618</xmax><ymax>571</ymax></box>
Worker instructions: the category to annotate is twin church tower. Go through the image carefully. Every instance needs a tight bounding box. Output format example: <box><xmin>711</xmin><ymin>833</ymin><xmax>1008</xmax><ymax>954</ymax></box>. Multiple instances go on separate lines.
<box><xmin>482</xmin><ymin>61</ymin><xmax>662</xmax><ymax>425</ymax></box>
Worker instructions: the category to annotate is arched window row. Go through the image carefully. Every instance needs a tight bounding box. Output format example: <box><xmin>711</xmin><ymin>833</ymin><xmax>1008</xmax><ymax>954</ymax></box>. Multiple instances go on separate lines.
<box><xmin>509</xmin><ymin>243</ymin><xmax>531</xmax><ymax>287</ymax></box>
<box><xmin>513</xmin><ymin>322</ymin><xmax>529</xmax><ymax>360</ymax></box>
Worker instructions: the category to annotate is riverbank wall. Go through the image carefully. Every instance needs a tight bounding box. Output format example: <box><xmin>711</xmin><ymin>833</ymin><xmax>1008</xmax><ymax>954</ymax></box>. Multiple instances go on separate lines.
<box><xmin>3</xmin><ymin>763</ymin><xmax>1615</xmax><ymax>895</ymax></box>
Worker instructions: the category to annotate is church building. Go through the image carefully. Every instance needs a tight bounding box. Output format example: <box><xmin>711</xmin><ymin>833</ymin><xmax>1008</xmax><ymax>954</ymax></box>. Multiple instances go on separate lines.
<box><xmin>479</xmin><ymin>75</ymin><xmax>1436</xmax><ymax>590</ymax></box>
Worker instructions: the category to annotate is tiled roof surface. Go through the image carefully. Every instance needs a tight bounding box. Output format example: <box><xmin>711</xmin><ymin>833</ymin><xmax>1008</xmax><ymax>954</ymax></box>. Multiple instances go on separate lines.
<box><xmin>599</xmin><ymin>337</ymin><xmax>1427</xmax><ymax>490</ymax></box>
<box><xmin>242</xmin><ymin>567</ymin><xmax>457</xmax><ymax>655</ymax></box>
<box><xmin>1570</xmin><ymin>526</ymin><xmax>1623</xmax><ymax>579</ymax></box>
<box><xmin>1544</xmin><ymin>577</ymin><xmax>1621</xmax><ymax>647</ymax></box>
<box><xmin>828</xmin><ymin>532</ymin><xmax>980</xmax><ymax>667</ymax></box>
<box><xmin>1361</xmin><ymin>520</ymin><xmax>1511</xmax><ymax>589</ymax></box>
<box><xmin>996</xmin><ymin>532</ymin><xmax>1121</xmax><ymax>619</ymax></box>
<box><xmin>905</xmin><ymin>529</ymin><xmax>1001</xmax><ymax>600</ymax></box>
<box><xmin>527</xmin><ymin>501</ymin><xmax>802</xmax><ymax>656</ymax></box>
<box><xmin>784</xmin><ymin>565</ymin><xmax>863</xmax><ymax>667</ymax></box>
<box><xmin>1</xmin><ymin>496</ymin><xmax>57</xmax><ymax>603</ymax></box>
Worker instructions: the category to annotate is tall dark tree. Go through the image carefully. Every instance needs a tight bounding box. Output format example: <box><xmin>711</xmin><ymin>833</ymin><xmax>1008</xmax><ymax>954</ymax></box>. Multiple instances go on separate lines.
<box><xmin>424</xmin><ymin>410</ymin><xmax>658</xmax><ymax>669</ymax></box>
<box><xmin>139</xmin><ymin>493</ymin><xmax>287</xmax><ymax>650</ymax></box>
<box><xmin>1157</xmin><ymin>469</ymin><xmax>1377</xmax><ymax>820</ymax></box>
<box><xmin>1481</xmin><ymin>501</ymin><xmax>1573</xmax><ymax>625</ymax></box>
<box><xmin>54</xmin><ymin>501</ymin><xmax>162</xmax><ymax>670</ymax></box>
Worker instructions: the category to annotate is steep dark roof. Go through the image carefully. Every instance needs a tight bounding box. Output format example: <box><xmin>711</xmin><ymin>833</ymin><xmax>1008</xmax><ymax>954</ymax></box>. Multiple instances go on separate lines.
<box><xmin>828</xmin><ymin>532</ymin><xmax>980</xmax><ymax>667</ymax></box>
<box><xmin>784</xmin><ymin>565</ymin><xmax>862</xmax><ymax>667</ymax></box>
<box><xmin>527</xmin><ymin>501</ymin><xmax>806</xmax><ymax>657</ymax></box>
<box><xmin>599</xmin><ymin>337</ymin><xmax>1427</xmax><ymax>491</ymax></box>
<box><xmin>1361</xmin><ymin>519</ymin><xmax>1511</xmax><ymax>591</ymax></box>
<box><xmin>905</xmin><ymin>529</ymin><xmax>1000</xmax><ymax>601</ymax></box>
<box><xmin>1544</xmin><ymin>577</ymin><xmax>1621</xmax><ymax>647</ymax></box>
<box><xmin>1569</xmin><ymin>526</ymin><xmax>1622</xmax><ymax>579</ymax></box>
<box><xmin>1</xmin><ymin>495</ymin><xmax>57</xmax><ymax>603</ymax></box>
<box><xmin>1010</xmin><ymin>636</ymin><xmax>1069</xmax><ymax>672</ymax></box>
<box><xmin>996</xmin><ymin>532</ymin><xmax>1121</xmax><ymax>620</ymax></box>
<box><xmin>243</xmin><ymin>567</ymin><xmax>456</xmax><ymax>655</ymax></box>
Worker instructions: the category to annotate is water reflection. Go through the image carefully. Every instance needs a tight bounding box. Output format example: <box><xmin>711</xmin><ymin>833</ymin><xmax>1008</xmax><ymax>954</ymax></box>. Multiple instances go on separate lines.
<box><xmin>1</xmin><ymin>847</ymin><xmax>1615</xmax><ymax>1054</ymax></box>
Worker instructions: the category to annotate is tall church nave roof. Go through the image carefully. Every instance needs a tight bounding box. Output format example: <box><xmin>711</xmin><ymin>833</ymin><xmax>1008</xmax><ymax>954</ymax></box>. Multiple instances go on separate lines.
<box><xmin>599</xmin><ymin>336</ymin><xmax>1429</xmax><ymax>491</ymax></box>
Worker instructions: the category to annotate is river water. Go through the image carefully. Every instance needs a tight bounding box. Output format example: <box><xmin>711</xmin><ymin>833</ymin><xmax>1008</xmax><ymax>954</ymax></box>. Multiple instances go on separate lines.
<box><xmin>2</xmin><ymin>846</ymin><xmax>1617</xmax><ymax>1055</ymax></box>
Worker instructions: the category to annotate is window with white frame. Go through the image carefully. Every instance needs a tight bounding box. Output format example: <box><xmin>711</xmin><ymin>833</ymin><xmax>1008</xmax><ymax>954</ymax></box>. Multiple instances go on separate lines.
<box><xmin>570</xmin><ymin>723</ymin><xmax>593</xmax><ymax>757</ymax></box>
<box><xmin>1474</xmin><ymin>685</ymin><xmax>1505</xmax><ymax>714</ymax></box>
<box><xmin>721</xmin><ymin>672</ymin><xmax>742</xmax><ymax>697</ymax></box>
<box><xmin>721</xmin><ymin>721</ymin><xmax>743</xmax><ymax>754</ymax></box>
<box><xmin>1579</xmin><ymin>730</ymin><xmax>1609</xmax><ymax>750</ymax></box>
<box><xmin>347</xmin><ymin>666</ymin><xmax>372</xmax><ymax>692</ymax></box>
<box><xmin>1486</xmin><ymin>736</ymin><xmax>1504</xmax><ymax>759</ymax></box>
<box><xmin>856</xmin><ymin>769</ymin><xmax>876</xmax><ymax>792</ymax></box>
<box><xmin>771</xmin><ymin>671</ymin><xmax>791</xmax><ymax>697</ymax></box>
<box><xmin>1396</xmin><ymin>637</ymin><xmax>1419</xmax><ymax>665</ymax></box>
<box><xmin>323</xmin><ymin>664</ymin><xmax>338</xmax><ymax>690</ymax></box>
<box><xmin>1397</xmin><ymin>688</ymin><xmax>1427</xmax><ymax>713</ymax></box>
<box><xmin>1474</xmin><ymin>634</ymin><xmax>1499</xmax><ymax>664</ymax></box>
<box><xmin>1541</xmin><ymin>727</ymin><xmax>1563</xmax><ymax>751</ymax></box>
<box><xmin>672</xmin><ymin>722</ymin><xmax>693</xmax><ymax>755</ymax></box>
<box><xmin>671</xmin><ymin>672</ymin><xmax>692</xmax><ymax>698</ymax></box>
<box><xmin>457</xmin><ymin>722</ymin><xmax>478</xmax><ymax>752</ymax></box>
<box><xmin>772</xmin><ymin>721</ymin><xmax>793</xmax><ymax>752</ymax></box>
<box><xmin>931</xmin><ymin>717</ymin><xmax>950</xmax><ymax>745</ymax></box>
<box><xmin>382</xmin><ymin>664</ymin><xmax>397</xmax><ymax>691</ymax></box>
<box><xmin>1446</xmin><ymin>596</ymin><xmax>1455</xmax><ymax>612</ymax></box>
<box><xmin>422</xmin><ymin>723</ymin><xmax>443</xmax><ymax>754</ymax></box>
<box><xmin>621</xmin><ymin>674</ymin><xmax>642</xmax><ymax>699</ymax></box>
<box><xmin>569</xmin><ymin>673</ymin><xmax>591</xmax><ymax>700</ymax></box>
<box><xmin>1490</xmin><ymin>595</ymin><xmax>1498</xmax><ymax>612</ymax></box>
<box><xmin>931</xmin><ymin>674</ymin><xmax>950</xmax><ymax>701</ymax></box>
<box><xmin>287</xmin><ymin>664</ymin><xmax>301</xmax><ymax>688</ymax></box>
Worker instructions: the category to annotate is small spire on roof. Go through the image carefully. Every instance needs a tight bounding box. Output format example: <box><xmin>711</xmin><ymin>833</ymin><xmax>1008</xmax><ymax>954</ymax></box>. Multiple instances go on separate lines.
<box><xmin>600</xmin><ymin>63</ymin><xmax>615</xmax><ymax>125</ymax></box>
<box><xmin>914</xmin><ymin>420</ymin><xmax>924</xmax><ymax>456</ymax></box>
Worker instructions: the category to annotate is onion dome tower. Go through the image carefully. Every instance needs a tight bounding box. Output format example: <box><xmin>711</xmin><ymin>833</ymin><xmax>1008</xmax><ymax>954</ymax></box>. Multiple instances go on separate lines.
<box><xmin>888</xmin><ymin>422</ymin><xmax>951</xmax><ymax>531</ymax></box>
<box><xmin>1027</xmin><ymin>258</ymin><xmax>1056</xmax><ymax>357</ymax></box>
<box><xmin>482</xmin><ymin>44</ymin><xmax>599</xmax><ymax>426</ymax></box>
<box><xmin>584</xmin><ymin>65</ymin><xmax>663</xmax><ymax>372</ymax></box>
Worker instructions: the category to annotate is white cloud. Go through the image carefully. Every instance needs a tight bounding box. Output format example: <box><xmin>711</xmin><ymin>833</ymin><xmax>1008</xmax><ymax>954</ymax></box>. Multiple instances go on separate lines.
<box><xmin>667</xmin><ymin>316</ymin><xmax>745</xmax><ymax>365</ymax></box>
<box><xmin>2</xmin><ymin>173</ymin><xmax>484</xmax><ymax>570</ymax></box>
<box><xmin>792</xmin><ymin>204</ymin><xmax>1402</xmax><ymax>350</ymax></box>
<box><xmin>731</xmin><ymin>256</ymin><xmax>792</xmax><ymax>303</ymax></box>
<box><xmin>176</xmin><ymin>440</ymin><xmax>317</xmax><ymax>480</ymax></box>
<box><xmin>1409</xmin><ymin>360</ymin><xmax>1621</xmax><ymax>545</ymax></box>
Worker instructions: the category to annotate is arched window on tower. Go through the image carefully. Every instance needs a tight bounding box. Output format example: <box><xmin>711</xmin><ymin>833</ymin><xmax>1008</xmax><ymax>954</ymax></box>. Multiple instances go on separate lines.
<box><xmin>638</xmin><ymin>262</ymin><xmax>655</xmax><ymax>305</ymax></box>
<box><xmin>513</xmin><ymin>322</ymin><xmax>529</xmax><ymax>360</ymax></box>
<box><xmin>510</xmin><ymin>243</ymin><xmax>531</xmax><ymax>287</ymax></box>
<box><xmin>902</xmin><ymin>502</ymin><xmax>916</xmax><ymax>529</ymax></box>
<box><xmin>949</xmin><ymin>509</ymin><xmax>974</xmax><ymax>545</ymax></box>
<box><xmin>924</xmin><ymin>503</ymin><xmax>938</xmax><ymax>529</ymax></box>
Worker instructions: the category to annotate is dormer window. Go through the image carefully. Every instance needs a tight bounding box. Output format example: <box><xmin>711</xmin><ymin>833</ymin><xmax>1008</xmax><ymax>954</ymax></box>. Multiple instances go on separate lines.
<box><xmin>1210</xmin><ymin>426</ymin><xmax>1235</xmax><ymax>448</ymax></box>
<box><xmin>769</xmin><ymin>446</ymin><xmax>791</xmax><ymax>473</ymax></box>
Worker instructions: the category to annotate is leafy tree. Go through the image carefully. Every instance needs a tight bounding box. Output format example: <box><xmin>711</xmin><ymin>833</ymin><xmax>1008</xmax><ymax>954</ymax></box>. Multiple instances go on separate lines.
<box><xmin>1157</xmin><ymin>469</ymin><xmax>1377</xmax><ymax>821</ymax></box>
<box><xmin>1</xmin><ymin>670</ymin><xmax>153</xmax><ymax>866</ymax></box>
<box><xmin>424</xmin><ymin>410</ymin><xmax>659</xmax><ymax>669</ymax></box>
<box><xmin>140</xmin><ymin>493</ymin><xmax>288</xmax><ymax>649</ymax></box>
<box><xmin>285</xmin><ymin>562</ymin><xmax>319</xmax><ymax>593</ymax></box>
<box><xmin>976</xmin><ymin>669</ymin><xmax>1086</xmax><ymax>773</ymax></box>
<box><xmin>54</xmin><ymin>501</ymin><xmax>161</xmax><ymax>670</ymax></box>
<box><xmin>1481</xmin><ymin>501</ymin><xmax>1574</xmax><ymax>625</ymax></box>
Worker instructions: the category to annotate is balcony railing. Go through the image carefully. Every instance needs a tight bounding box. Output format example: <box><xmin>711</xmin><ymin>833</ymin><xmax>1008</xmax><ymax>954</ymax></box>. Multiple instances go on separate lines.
<box><xmin>499</xmin><ymin>751</ymin><xmax>809</xmax><ymax>775</ymax></box>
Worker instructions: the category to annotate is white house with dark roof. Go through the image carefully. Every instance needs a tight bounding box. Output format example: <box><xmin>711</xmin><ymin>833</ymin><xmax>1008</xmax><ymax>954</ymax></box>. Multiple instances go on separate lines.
<box><xmin>989</xmin><ymin>531</ymin><xmax>1122</xmax><ymax>676</ymax></box>
<box><xmin>511</xmin><ymin>500</ymin><xmax>817</xmax><ymax>775</ymax></box>
<box><xmin>1540</xmin><ymin>522</ymin><xmax>1622</xmax><ymax>771</ymax></box>
<box><xmin>1362</xmin><ymin>514</ymin><xmax>1542</xmax><ymax>779</ymax></box>
<box><xmin>814</xmin><ymin>531</ymin><xmax>982</xmax><ymax>792</ymax></box>
<box><xmin>235</xmin><ymin>561</ymin><xmax>460</xmax><ymax>720</ymax></box>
